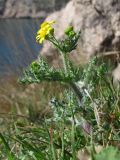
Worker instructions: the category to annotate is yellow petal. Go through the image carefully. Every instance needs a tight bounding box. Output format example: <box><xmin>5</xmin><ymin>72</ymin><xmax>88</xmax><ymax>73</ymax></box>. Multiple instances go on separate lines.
<box><xmin>41</xmin><ymin>22</ymin><xmax>48</xmax><ymax>28</ymax></box>
<box><xmin>49</xmin><ymin>20</ymin><xmax>56</xmax><ymax>24</ymax></box>
<box><xmin>40</xmin><ymin>37</ymin><xmax>45</xmax><ymax>43</ymax></box>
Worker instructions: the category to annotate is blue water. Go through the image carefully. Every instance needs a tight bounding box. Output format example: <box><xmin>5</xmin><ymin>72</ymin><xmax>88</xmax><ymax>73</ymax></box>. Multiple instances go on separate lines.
<box><xmin>0</xmin><ymin>18</ymin><xmax>43</xmax><ymax>76</ymax></box>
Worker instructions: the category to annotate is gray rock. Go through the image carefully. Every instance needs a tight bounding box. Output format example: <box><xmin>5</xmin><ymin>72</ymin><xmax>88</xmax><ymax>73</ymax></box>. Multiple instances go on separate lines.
<box><xmin>0</xmin><ymin>0</ymin><xmax>70</xmax><ymax>18</ymax></box>
<box><xmin>40</xmin><ymin>0</ymin><xmax>120</xmax><ymax>66</ymax></box>
<box><xmin>0</xmin><ymin>0</ymin><xmax>6</xmax><ymax>14</ymax></box>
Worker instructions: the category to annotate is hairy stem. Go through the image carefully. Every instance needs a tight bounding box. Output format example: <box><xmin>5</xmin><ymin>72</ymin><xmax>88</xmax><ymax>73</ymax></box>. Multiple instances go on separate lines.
<box><xmin>50</xmin><ymin>36</ymin><xmax>83</xmax><ymax>103</ymax></box>
<box><xmin>62</xmin><ymin>52</ymin><xmax>83</xmax><ymax>103</ymax></box>
<box><xmin>69</xmin><ymin>82</ymin><xmax>82</xmax><ymax>104</ymax></box>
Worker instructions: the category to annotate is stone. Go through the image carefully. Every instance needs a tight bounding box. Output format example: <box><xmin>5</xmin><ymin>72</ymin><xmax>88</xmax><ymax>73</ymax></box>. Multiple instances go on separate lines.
<box><xmin>55</xmin><ymin>0</ymin><xmax>70</xmax><ymax>10</ymax></box>
<box><xmin>40</xmin><ymin>0</ymin><xmax>120</xmax><ymax>67</ymax></box>
<box><xmin>0</xmin><ymin>0</ymin><xmax>6</xmax><ymax>14</ymax></box>
<box><xmin>0</xmin><ymin>0</ymin><xmax>70</xmax><ymax>18</ymax></box>
<box><xmin>112</xmin><ymin>63</ymin><xmax>120</xmax><ymax>85</ymax></box>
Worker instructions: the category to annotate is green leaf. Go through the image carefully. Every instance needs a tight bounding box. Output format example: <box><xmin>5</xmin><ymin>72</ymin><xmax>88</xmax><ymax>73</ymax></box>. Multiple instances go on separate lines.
<box><xmin>0</xmin><ymin>133</ymin><xmax>15</xmax><ymax>160</ymax></box>
<box><xmin>20</xmin><ymin>58</ymin><xmax>82</xmax><ymax>84</ymax></box>
<box><xmin>94</xmin><ymin>146</ymin><xmax>120</xmax><ymax>160</ymax></box>
<box><xmin>14</xmin><ymin>135</ymin><xmax>45</xmax><ymax>159</ymax></box>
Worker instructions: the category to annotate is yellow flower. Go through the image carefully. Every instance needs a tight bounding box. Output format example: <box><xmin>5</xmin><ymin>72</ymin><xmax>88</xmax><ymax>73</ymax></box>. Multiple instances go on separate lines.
<box><xmin>36</xmin><ymin>20</ymin><xmax>55</xmax><ymax>43</ymax></box>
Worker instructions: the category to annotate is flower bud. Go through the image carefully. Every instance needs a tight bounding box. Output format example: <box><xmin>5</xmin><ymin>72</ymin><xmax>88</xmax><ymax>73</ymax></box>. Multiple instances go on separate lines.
<box><xmin>64</xmin><ymin>26</ymin><xmax>74</xmax><ymax>36</ymax></box>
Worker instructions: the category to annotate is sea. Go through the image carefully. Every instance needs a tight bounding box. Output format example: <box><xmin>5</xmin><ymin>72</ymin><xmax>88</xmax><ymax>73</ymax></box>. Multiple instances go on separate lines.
<box><xmin>0</xmin><ymin>18</ymin><xmax>43</xmax><ymax>77</ymax></box>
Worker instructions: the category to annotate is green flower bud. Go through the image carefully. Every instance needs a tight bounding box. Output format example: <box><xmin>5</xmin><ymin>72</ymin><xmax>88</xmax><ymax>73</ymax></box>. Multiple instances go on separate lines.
<box><xmin>64</xmin><ymin>26</ymin><xmax>74</xmax><ymax>36</ymax></box>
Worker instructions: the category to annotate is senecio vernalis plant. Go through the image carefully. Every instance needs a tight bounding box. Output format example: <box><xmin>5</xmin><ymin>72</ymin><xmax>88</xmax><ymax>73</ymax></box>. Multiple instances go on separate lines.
<box><xmin>16</xmin><ymin>21</ymin><xmax>120</xmax><ymax>159</ymax></box>
<box><xmin>1</xmin><ymin>21</ymin><xmax>120</xmax><ymax>160</ymax></box>
<box><xmin>21</xmin><ymin>21</ymin><xmax>82</xmax><ymax>103</ymax></box>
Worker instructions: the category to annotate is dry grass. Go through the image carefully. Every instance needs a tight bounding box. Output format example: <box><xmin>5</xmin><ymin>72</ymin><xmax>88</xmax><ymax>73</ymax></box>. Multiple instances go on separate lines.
<box><xmin>0</xmin><ymin>75</ymin><xmax>64</xmax><ymax>130</ymax></box>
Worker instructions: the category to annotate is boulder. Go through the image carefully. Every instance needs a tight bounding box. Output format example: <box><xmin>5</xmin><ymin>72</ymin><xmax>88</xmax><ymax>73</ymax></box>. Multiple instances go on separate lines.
<box><xmin>40</xmin><ymin>0</ymin><xmax>120</xmax><ymax>66</ymax></box>
<box><xmin>0</xmin><ymin>0</ymin><xmax>70</xmax><ymax>18</ymax></box>
<box><xmin>0</xmin><ymin>0</ymin><xmax>6</xmax><ymax>14</ymax></box>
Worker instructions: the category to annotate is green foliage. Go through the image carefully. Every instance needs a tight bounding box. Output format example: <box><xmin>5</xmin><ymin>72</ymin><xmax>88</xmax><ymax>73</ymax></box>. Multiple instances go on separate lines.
<box><xmin>59</xmin><ymin>30</ymin><xmax>80</xmax><ymax>53</ymax></box>
<box><xmin>94</xmin><ymin>146</ymin><xmax>120</xmax><ymax>160</ymax></box>
<box><xmin>20</xmin><ymin>58</ymin><xmax>82</xmax><ymax>84</ymax></box>
<box><xmin>1</xmin><ymin>23</ymin><xmax>120</xmax><ymax>160</ymax></box>
<box><xmin>0</xmin><ymin>133</ymin><xmax>15</xmax><ymax>160</ymax></box>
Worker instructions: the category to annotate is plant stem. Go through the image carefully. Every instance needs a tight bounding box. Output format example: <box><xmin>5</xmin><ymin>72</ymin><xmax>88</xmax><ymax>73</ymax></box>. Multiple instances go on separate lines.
<box><xmin>71</xmin><ymin>109</ymin><xmax>76</xmax><ymax>160</ymax></box>
<box><xmin>61</xmin><ymin>129</ymin><xmax>65</xmax><ymax>159</ymax></box>
<box><xmin>61</xmin><ymin>52</ymin><xmax>83</xmax><ymax>104</ymax></box>
<box><xmin>44</xmin><ymin>121</ymin><xmax>56</xmax><ymax>160</ymax></box>
<box><xmin>50</xmin><ymin>36</ymin><xmax>83</xmax><ymax>103</ymax></box>
<box><xmin>69</xmin><ymin>82</ymin><xmax>83</xmax><ymax>104</ymax></box>
<box><xmin>61</xmin><ymin>52</ymin><xmax>68</xmax><ymax>74</ymax></box>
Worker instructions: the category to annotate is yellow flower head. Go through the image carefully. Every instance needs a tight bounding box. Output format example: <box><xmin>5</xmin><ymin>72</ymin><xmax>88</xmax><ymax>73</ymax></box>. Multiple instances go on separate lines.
<box><xmin>36</xmin><ymin>20</ymin><xmax>55</xmax><ymax>43</ymax></box>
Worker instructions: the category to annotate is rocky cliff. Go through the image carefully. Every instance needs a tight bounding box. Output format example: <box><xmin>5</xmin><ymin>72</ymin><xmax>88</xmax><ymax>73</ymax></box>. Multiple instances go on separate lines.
<box><xmin>0</xmin><ymin>0</ymin><xmax>70</xmax><ymax>18</ymax></box>
<box><xmin>41</xmin><ymin>0</ymin><xmax>120</xmax><ymax>66</ymax></box>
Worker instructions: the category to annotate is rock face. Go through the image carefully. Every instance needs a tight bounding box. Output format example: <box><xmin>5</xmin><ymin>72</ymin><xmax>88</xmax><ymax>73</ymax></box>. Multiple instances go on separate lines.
<box><xmin>0</xmin><ymin>0</ymin><xmax>70</xmax><ymax>18</ymax></box>
<box><xmin>0</xmin><ymin>0</ymin><xmax>6</xmax><ymax>14</ymax></box>
<box><xmin>41</xmin><ymin>0</ymin><xmax>120</xmax><ymax>66</ymax></box>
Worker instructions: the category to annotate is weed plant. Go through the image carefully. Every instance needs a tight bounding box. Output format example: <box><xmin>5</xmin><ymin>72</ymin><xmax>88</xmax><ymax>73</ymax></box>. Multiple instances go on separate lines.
<box><xmin>0</xmin><ymin>21</ymin><xmax>120</xmax><ymax>160</ymax></box>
